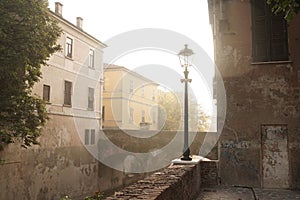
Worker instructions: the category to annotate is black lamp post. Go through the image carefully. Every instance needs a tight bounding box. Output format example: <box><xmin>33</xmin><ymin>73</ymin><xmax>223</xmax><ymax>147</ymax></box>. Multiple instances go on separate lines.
<box><xmin>178</xmin><ymin>44</ymin><xmax>194</xmax><ymax>161</ymax></box>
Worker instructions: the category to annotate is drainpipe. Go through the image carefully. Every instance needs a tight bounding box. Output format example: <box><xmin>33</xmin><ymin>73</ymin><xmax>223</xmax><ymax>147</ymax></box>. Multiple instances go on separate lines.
<box><xmin>219</xmin><ymin>0</ymin><xmax>229</xmax><ymax>32</ymax></box>
<box><xmin>220</xmin><ymin>0</ymin><xmax>226</xmax><ymax>20</ymax></box>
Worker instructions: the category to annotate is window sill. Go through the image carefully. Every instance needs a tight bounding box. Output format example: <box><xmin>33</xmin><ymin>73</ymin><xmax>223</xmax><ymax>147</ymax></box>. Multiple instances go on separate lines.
<box><xmin>65</xmin><ymin>56</ymin><xmax>74</xmax><ymax>61</ymax></box>
<box><xmin>251</xmin><ymin>60</ymin><xmax>292</xmax><ymax>65</ymax></box>
<box><xmin>87</xmin><ymin>108</ymin><xmax>94</xmax><ymax>111</ymax></box>
<box><xmin>63</xmin><ymin>104</ymin><xmax>72</xmax><ymax>107</ymax></box>
<box><xmin>88</xmin><ymin>66</ymin><xmax>95</xmax><ymax>70</ymax></box>
<box><xmin>45</xmin><ymin>102</ymin><xmax>52</xmax><ymax>105</ymax></box>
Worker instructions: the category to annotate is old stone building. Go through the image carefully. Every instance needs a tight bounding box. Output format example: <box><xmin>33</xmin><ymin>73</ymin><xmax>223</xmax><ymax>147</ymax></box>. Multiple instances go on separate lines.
<box><xmin>0</xmin><ymin>2</ymin><xmax>106</xmax><ymax>199</ymax></box>
<box><xmin>208</xmin><ymin>0</ymin><xmax>300</xmax><ymax>188</ymax></box>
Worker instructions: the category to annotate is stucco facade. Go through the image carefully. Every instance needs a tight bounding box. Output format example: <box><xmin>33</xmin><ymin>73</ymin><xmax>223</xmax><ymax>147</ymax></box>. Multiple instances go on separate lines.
<box><xmin>33</xmin><ymin>3</ymin><xmax>106</xmax><ymax>148</ymax></box>
<box><xmin>209</xmin><ymin>0</ymin><xmax>300</xmax><ymax>189</ymax></box>
<box><xmin>103</xmin><ymin>65</ymin><xmax>159</xmax><ymax>130</ymax></box>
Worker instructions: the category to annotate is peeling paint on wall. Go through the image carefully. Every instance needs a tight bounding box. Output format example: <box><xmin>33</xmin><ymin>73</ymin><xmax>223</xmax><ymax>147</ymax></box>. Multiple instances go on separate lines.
<box><xmin>221</xmin><ymin>140</ymin><xmax>251</xmax><ymax>149</ymax></box>
<box><xmin>262</xmin><ymin>125</ymin><xmax>289</xmax><ymax>188</ymax></box>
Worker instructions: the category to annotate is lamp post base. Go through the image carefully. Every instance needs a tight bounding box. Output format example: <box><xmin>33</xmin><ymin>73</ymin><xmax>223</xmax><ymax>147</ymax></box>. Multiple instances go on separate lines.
<box><xmin>181</xmin><ymin>156</ymin><xmax>192</xmax><ymax>161</ymax></box>
<box><xmin>181</xmin><ymin>148</ymin><xmax>192</xmax><ymax>161</ymax></box>
<box><xmin>172</xmin><ymin>155</ymin><xmax>204</xmax><ymax>165</ymax></box>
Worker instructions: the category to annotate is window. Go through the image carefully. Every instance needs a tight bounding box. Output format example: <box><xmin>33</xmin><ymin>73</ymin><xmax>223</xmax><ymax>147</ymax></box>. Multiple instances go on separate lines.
<box><xmin>43</xmin><ymin>84</ymin><xmax>50</xmax><ymax>102</ymax></box>
<box><xmin>129</xmin><ymin>80</ymin><xmax>133</xmax><ymax>93</ymax></box>
<box><xmin>152</xmin><ymin>89</ymin><xmax>155</xmax><ymax>101</ymax></box>
<box><xmin>141</xmin><ymin>110</ymin><xmax>145</xmax><ymax>123</ymax></box>
<box><xmin>103</xmin><ymin>77</ymin><xmax>106</xmax><ymax>91</ymax></box>
<box><xmin>129</xmin><ymin>108</ymin><xmax>134</xmax><ymax>123</ymax></box>
<box><xmin>84</xmin><ymin>129</ymin><xmax>89</xmax><ymax>145</ymax></box>
<box><xmin>91</xmin><ymin>129</ymin><xmax>95</xmax><ymax>145</ymax></box>
<box><xmin>88</xmin><ymin>87</ymin><xmax>94</xmax><ymax>110</ymax></box>
<box><xmin>64</xmin><ymin>81</ymin><xmax>72</xmax><ymax>106</ymax></box>
<box><xmin>66</xmin><ymin>37</ymin><xmax>73</xmax><ymax>58</ymax></box>
<box><xmin>84</xmin><ymin>129</ymin><xmax>96</xmax><ymax>145</ymax></box>
<box><xmin>89</xmin><ymin>49</ymin><xmax>94</xmax><ymax>68</ymax></box>
<box><xmin>141</xmin><ymin>85</ymin><xmax>144</xmax><ymax>97</ymax></box>
<box><xmin>252</xmin><ymin>0</ymin><xmax>288</xmax><ymax>62</ymax></box>
<box><xmin>152</xmin><ymin>111</ymin><xmax>156</xmax><ymax>124</ymax></box>
<box><xmin>102</xmin><ymin>106</ymin><xmax>105</xmax><ymax>121</ymax></box>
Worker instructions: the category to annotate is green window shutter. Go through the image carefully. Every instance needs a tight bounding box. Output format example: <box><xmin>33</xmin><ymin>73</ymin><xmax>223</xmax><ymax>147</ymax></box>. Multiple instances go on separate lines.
<box><xmin>253</xmin><ymin>18</ymin><xmax>269</xmax><ymax>62</ymax></box>
<box><xmin>64</xmin><ymin>81</ymin><xmax>72</xmax><ymax>106</ymax></box>
<box><xmin>84</xmin><ymin>129</ymin><xmax>90</xmax><ymax>145</ymax></box>
<box><xmin>270</xmin><ymin>14</ymin><xmax>288</xmax><ymax>61</ymax></box>
<box><xmin>252</xmin><ymin>0</ymin><xmax>269</xmax><ymax>62</ymax></box>
<box><xmin>251</xmin><ymin>0</ymin><xmax>289</xmax><ymax>62</ymax></box>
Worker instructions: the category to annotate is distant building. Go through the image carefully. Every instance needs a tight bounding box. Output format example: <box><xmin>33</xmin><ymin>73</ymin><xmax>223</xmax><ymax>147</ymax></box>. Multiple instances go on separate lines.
<box><xmin>103</xmin><ymin>64</ymin><xmax>159</xmax><ymax>130</ymax></box>
<box><xmin>208</xmin><ymin>0</ymin><xmax>300</xmax><ymax>189</ymax></box>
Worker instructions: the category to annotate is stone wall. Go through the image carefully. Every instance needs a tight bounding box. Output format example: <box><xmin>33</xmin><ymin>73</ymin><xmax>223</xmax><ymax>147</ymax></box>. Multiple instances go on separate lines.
<box><xmin>0</xmin><ymin>126</ymin><xmax>216</xmax><ymax>199</ymax></box>
<box><xmin>210</xmin><ymin>0</ymin><xmax>300</xmax><ymax>189</ymax></box>
<box><xmin>103</xmin><ymin>130</ymin><xmax>217</xmax><ymax>158</ymax></box>
<box><xmin>104</xmin><ymin>160</ymin><xmax>219</xmax><ymax>200</ymax></box>
<box><xmin>200</xmin><ymin>160</ymin><xmax>219</xmax><ymax>187</ymax></box>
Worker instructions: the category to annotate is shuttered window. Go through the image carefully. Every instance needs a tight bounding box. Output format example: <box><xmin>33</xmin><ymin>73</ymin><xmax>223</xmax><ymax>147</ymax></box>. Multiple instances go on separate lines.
<box><xmin>89</xmin><ymin>49</ymin><xmax>94</xmax><ymax>68</ymax></box>
<box><xmin>64</xmin><ymin>81</ymin><xmax>72</xmax><ymax>106</ymax></box>
<box><xmin>102</xmin><ymin>106</ymin><xmax>105</xmax><ymax>121</ymax></box>
<box><xmin>90</xmin><ymin>129</ymin><xmax>95</xmax><ymax>145</ymax></box>
<box><xmin>141</xmin><ymin>110</ymin><xmax>145</xmax><ymax>123</ymax></box>
<box><xmin>251</xmin><ymin>0</ymin><xmax>288</xmax><ymax>62</ymax></box>
<box><xmin>88</xmin><ymin>87</ymin><xmax>94</xmax><ymax>110</ymax></box>
<box><xmin>129</xmin><ymin>108</ymin><xmax>134</xmax><ymax>123</ymax></box>
<box><xmin>130</xmin><ymin>80</ymin><xmax>133</xmax><ymax>93</ymax></box>
<box><xmin>84</xmin><ymin>129</ymin><xmax>95</xmax><ymax>145</ymax></box>
<box><xmin>43</xmin><ymin>85</ymin><xmax>50</xmax><ymax>102</ymax></box>
<box><xmin>66</xmin><ymin>37</ymin><xmax>73</xmax><ymax>58</ymax></box>
<box><xmin>152</xmin><ymin>111</ymin><xmax>156</xmax><ymax>124</ymax></box>
<box><xmin>84</xmin><ymin>129</ymin><xmax>89</xmax><ymax>145</ymax></box>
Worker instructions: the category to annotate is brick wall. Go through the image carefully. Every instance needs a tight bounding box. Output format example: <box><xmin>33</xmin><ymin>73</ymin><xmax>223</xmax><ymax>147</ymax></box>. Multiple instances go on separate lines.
<box><xmin>104</xmin><ymin>160</ymin><xmax>219</xmax><ymax>200</ymax></box>
<box><xmin>200</xmin><ymin>160</ymin><xmax>219</xmax><ymax>187</ymax></box>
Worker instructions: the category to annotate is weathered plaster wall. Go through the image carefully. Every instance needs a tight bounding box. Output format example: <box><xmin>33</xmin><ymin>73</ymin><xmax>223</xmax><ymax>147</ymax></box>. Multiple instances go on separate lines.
<box><xmin>213</xmin><ymin>0</ymin><xmax>300</xmax><ymax>188</ymax></box>
<box><xmin>0</xmin><ymin>115</ymin><xmax>99</xmax><ymax>200</ymax></box>
<box><xmin>0</xmin><ymin>117</ymin><xmax>158</xmax><ymax>200</ymax></box>
<box><xmin>0</xmin><ymin>147</ymin><xmax>100</xmax><ymax>200</ymax></box>
<box><xmin>286</xmin><ymin>4</ymin><xmax>300</xmax><ymax>190</ymax></box>
<box><xmin>0</xmin><ymin>126</ymin><xmax>215</xmax><ymax>199</ymax></box>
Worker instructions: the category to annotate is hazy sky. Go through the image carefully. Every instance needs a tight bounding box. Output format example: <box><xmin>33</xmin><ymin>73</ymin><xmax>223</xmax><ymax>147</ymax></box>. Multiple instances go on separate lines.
<box><xmin>47</xmin><ymin>0</ymin><xmax>216</xmax><ymax>127</ymax></box>
<box><xmin>48</xmin><ymin>0</ymin><xmax>213</xmax><ymax>56</ymax></box>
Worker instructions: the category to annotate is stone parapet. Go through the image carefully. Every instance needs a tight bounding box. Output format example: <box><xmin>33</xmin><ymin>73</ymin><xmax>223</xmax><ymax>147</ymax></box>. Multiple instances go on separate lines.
<box><xmin>104</xmin><ymin>159</ymin><xmax>219</xmax><ymax>200</ymax></box>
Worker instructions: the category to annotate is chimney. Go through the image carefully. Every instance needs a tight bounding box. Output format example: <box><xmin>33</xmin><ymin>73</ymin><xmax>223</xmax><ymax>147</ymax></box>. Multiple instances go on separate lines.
<box><xmin>76</xmin><ymin>17</ymin><xmax>83</xmax><ymax>29</ymax></box>
<box><xmin>55</xmin><ymin>2</ymin><xmax>63</xmax><ymax>16</ymax></box>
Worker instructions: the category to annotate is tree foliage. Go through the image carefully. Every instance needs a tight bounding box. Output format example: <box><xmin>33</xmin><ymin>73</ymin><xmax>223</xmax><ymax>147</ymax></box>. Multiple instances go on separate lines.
<box><xmin>196</xmin><ymin>106</ymin><xmax>211</xmax><ymax>132</ymax></box>
<box><xmin>267</xmin><ymin>0</ymin><xmax>300</xmax><ymax>21</ymax></box>
<box><xmin>0</xmin><ymin>0</ymin><xmax>61</xmax><ymax>149</ymax></box>
<box><xmin>157</xmin><ymin>91</ymin><xmax>182</xmax><ymax>131</ymax></box>
<box><xmin>157</xmin><ymin>90</ymin><xmax>211</xmax><ymax>132</ymax></box>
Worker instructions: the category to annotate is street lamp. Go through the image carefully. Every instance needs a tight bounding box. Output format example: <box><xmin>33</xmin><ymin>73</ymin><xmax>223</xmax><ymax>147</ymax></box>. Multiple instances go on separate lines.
<box><xmin>178</xmin><ymin>44</ymin><xmax>194</xmax><ymax>161</ymax></box>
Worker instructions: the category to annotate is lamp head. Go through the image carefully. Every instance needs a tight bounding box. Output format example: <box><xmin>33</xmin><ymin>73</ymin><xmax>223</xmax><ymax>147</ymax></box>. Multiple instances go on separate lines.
<box><xmin>178</xmin><ymin>44</ymin><xmax>194</xmax><ymax>68</ymax></box>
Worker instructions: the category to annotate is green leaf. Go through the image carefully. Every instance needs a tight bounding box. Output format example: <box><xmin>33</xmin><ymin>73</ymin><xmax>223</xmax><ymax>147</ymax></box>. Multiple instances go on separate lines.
<box><xmin>0</xmin><ymin>0</ymin><xmax>61</xmax><ymax>150</ymax></box>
